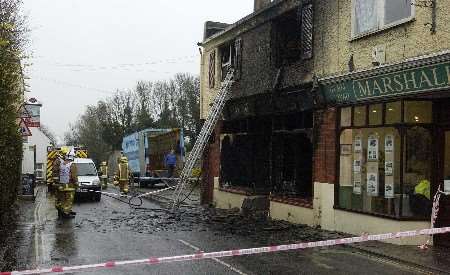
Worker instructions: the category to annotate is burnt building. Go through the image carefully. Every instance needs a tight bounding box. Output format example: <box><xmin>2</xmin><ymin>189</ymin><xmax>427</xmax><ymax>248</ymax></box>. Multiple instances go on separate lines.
<box><xmin>199</xmin><ymin>0</ymin><xmax>450</xmax><ymax>246</ymax></box>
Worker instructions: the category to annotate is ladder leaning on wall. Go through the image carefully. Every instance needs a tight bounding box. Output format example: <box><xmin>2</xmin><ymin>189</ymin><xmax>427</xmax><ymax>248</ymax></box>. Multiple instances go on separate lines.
<box><xmin>172</xmin><ymin>68</ymin><xmax>235</xmax><ymax>208</ymax></box>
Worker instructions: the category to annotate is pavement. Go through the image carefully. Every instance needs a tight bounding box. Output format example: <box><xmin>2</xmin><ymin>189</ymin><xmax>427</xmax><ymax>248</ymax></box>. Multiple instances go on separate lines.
<box><xmin>1</xmin><ymin>184</ymin><xmax>450</xmax><ymax>274</ymax></box>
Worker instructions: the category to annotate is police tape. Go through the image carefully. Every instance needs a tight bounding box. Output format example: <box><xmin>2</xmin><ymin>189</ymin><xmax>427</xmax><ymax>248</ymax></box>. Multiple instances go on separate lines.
<box><xmin>137</xmin><ymin>185</ymin><xmax>178</xmax><ymax>198</ymax></box>
<box><xmin>2</xmin><ymin>226</ymin><xmax>450</xmax><ymax>275</ymax></box>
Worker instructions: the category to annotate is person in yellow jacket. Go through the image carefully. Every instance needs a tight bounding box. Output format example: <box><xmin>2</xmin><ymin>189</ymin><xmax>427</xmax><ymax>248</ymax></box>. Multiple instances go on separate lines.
<box><xmin>114</xmin><ymin>156</ymin><xmax>132</xmax><ymax>195</ymax></box>
<box><xmin>410</xmin><ymin>179</ymin><xmax>432</xmax><ymax>217</ymax></box>
<box><xmin>99</xmin><ymin>161</ymin><xmax>108</xmax><ymax>189</ymax></box>
<box><xmin>54</xmin><ymin>148</ymin><xmax>78</xmax><ymax>219</ymax></box>
<box><xmin>414</xmin><ymin>179</ymin><xmax>431</xmax><ymax>200</ymax></box>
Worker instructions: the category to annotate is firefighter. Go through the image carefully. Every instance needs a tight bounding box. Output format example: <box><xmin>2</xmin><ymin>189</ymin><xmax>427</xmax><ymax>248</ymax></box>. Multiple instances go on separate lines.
<box><xmin>99</xmin><ymin>161</ymin><xmax>108</xmax><ymax>189</ymax></box>
<box><xmin>114</xmin><ymin>156</ymin><xmax>132</xmax><ymax>195</ymax></box>
<box><xmin>52</xmin><ymin>147</ymin><xmax>67</xmax><ymax>209</ymax></box>
<box><xmin>56</xmin><ymin>149</ymin><xmax>78</xmax><ymax>219</ymax></box>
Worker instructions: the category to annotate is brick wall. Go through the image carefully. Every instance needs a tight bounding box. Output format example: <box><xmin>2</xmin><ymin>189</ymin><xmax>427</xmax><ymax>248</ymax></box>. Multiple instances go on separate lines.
<box><xmin>313</xmin><ymin>107</ymin><xmax>337</xmax><ymax>184</ymax></box>
<box><xmin>201</xmin><ymin>121</ymin><xmax>222</xmax><ymax>205</ymax></box>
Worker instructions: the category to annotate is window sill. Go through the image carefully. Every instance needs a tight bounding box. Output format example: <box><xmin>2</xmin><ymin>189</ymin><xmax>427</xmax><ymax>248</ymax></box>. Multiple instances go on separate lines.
<box><xmin>350</xmin><ymin>17</ymin><xmax>415</xmax><ymax>42</ymax></box>
<box><xmin>270</xmin><ymin>196</ymin><xmax>313</xmax><ymax>209</ymax></box>
<box><xmin>333</xmin><ymin>206</ymin><xmax>429</xmax><ymax>221</ymax></box>
<box><xmin>218</xmin><ymin>186</ymin><xmax>253</xmax><ymax>196</ymax></box>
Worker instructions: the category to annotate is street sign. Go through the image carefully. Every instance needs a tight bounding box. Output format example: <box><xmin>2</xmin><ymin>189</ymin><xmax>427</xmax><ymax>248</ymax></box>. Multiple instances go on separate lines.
<box><xmin>19</xmin><ymin>118</ymin><xmax>32</xmax><ymax>136</ymax></box>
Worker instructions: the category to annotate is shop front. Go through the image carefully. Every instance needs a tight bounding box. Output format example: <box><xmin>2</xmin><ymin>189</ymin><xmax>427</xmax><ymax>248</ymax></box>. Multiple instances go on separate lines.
<box><xmin>321</xmin><ymin>52</ymin><xmax>450</xmax><ymax>246</ymax></box>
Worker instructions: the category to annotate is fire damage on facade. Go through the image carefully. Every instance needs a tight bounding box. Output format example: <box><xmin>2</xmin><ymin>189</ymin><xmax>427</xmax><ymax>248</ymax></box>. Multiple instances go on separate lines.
<box><xmin>201</xmin><ymin>0</ymin><xmax>316</xmax><ymax>206</ymax></box>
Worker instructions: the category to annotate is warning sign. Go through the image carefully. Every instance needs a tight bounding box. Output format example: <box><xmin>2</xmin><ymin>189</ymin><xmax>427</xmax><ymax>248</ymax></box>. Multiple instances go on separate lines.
<box><xmin>19</xmin><ymin>118</ymin><xmax>32</xmax><ymax>137</ymax></box>
<box><xmin>18</xmin><ymin>104</ymin><xmax>32</xmax><ymax>119</ymax></box>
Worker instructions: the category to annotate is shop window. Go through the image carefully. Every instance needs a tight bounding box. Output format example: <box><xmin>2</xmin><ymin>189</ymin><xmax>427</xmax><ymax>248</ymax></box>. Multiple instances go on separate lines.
<box><xmin>353</xmin><ymin>106</ymin><xmax>366</xmax><ymax>126</ymax></box>
<box><xmin>386</xmin><ymin>101</ymin><xmax>401</xmax><ymax>124</ymax></box>
<box><xmin>338</xmin><ymin>100</ymin><xmax>433</xmax><ymax>219</ymax></box>
<box><xmin>339</xmin><ymin>128</ymin><xmax>401</xmax><ymax>217</ymax></box>
<box><xmin>352</xmin><ymin>0</ymin><xmax>413</xmax><ymax>38</ymax></box>
<box><xmin>341</xmin><ymin>107</ymin><xmax>352</xmax><ymax>127</ymax></box>
<box><xmin>369</xmin><ymin>104</ymin><xmax>382</xmax><ymax>125</ymax></box>
<box><xmin>404</xmin><ymin>101</ymin><xmax>433</xmax><ymax>124</ymax></box>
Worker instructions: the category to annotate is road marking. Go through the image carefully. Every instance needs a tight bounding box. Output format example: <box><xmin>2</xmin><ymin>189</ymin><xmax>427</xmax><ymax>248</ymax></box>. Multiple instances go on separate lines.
<box><xmin>33</xmin><ymin>190</ymin><xmax>43</xmax><ymax>266</ymax></box>
<box><xmin>178</xmin><ymin>239</ymin><xmax>249</xmax><ymax>275</ymax></box>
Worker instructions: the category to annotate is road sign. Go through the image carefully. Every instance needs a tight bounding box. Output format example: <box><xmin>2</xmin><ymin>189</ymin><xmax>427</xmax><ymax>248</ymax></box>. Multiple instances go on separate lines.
<box><xmin>18</xmin><ymin>104</ymin><xmax>32</xmax><ymax>118</ymax></box>
<box><xmin>19</xmin><ymin>118</ymin><xmax>32</xmax><ymax>137</ymax></box>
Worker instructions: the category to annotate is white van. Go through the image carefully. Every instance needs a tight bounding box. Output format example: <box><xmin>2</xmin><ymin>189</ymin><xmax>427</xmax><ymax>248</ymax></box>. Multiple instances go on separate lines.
<box><xmin>73</xmin><ymin>158</ymin><xmax>101</xmax><ymax>201</ymax></box>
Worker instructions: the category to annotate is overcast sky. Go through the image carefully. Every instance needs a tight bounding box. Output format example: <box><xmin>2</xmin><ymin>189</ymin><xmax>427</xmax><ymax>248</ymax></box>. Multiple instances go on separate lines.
<box><xmin>23</xmin><ymin>0</ymin><xmax>253</xmax><ymax>140</ymax></box>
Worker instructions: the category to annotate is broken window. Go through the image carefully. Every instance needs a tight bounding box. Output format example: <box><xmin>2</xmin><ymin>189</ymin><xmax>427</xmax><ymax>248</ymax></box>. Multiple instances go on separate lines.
<box><xmin>234</xmin><ymin>38</ymin><xmax>243</xmax><ymax>80</ymax></box>
<box><xmin>220</xmin><ymin>117</ymin><xmax>271</xmax><ymax>193</ymax></box>
<box><xmin>352</xmin><ymin>0</ymin><xmax>413</xmax><ymax>37</ymax></box>
<box><xmin>272</xmin><ymin>112</ymin><xmax>313</xmax><ymax>198</ymax></box>
<box><xmin>273</xmin><ymin>4</ymin><xmax>314</xmax><ymax>67</ymax></box>
<box><xmin>220</xmin><ymin>111</ymin><xmax>313</xmax><ymax>199</ymax></box>
<box><xmin>208</xmin><ymin>50</ymin><xmax>216</xmax><ymax>88</ymax></box>
<box><xmin>219</xmin><ymin>41</ymin><xmax>237</xmax><ymax>81</ymax></box>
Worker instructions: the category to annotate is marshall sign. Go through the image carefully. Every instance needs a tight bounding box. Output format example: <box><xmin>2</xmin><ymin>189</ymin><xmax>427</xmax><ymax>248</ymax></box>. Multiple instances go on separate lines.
<box><xmin>322</xmin><ymin>61</ymin><xmax>450</xmax><ymax>104</ymax></box>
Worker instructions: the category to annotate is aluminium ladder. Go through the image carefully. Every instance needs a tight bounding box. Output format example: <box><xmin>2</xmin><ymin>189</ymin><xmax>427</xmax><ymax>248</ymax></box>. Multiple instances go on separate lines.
<box><xmin>172</xmin><ymin>68</ymin><xmax>235</xmax><ymax>208</ymax></box>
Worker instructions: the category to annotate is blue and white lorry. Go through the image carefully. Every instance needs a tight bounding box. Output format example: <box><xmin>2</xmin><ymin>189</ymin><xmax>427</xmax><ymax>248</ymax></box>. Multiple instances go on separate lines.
<box><xmin>122</xmin><ymin>128</ymin><xmax>184</xmax><ymax>187</ymax></box>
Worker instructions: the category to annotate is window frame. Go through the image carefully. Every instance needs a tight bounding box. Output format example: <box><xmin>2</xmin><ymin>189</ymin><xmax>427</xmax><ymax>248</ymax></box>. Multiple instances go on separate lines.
<box><xmin>336</xmin><ymin>99</ymin><xmax>435</xmax><ymax>220</ymax></box>
<box><xmin>350</xmin><ymin>0</ymin><xmax>416</xmax><ymax>40</ymax></box>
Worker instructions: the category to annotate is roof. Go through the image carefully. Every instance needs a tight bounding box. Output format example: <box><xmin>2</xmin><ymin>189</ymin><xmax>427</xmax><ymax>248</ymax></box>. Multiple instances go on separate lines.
<box><xmin>201</xmin><ymin>0</ymin><xmax>302</xmax><ymax>46</ymax></box>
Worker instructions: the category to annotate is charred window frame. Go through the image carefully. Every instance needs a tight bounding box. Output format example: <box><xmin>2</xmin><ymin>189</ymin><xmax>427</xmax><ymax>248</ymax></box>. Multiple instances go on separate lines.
<box><xmin>273</xmin><ymin>3</ymin><xmax>314</xmax><ymax>67</ymax></box>
<box><xmin>300</xmin><ymin>2</ymin><xmax>314</xmax><ymax>60</ymax></box>
<box><xmin>219</xmin><ymin>38</ymin><xmax>242</xmax><ymax>81</ymax></box>
<box><xmin>234</xmin><ymin>38</ymin><xmax>243</xmax><ymax>80</ymax></box>
<box><xmin>208</xmin><ymin>50</ymin><xmax>216</xmax><ymax>88</ymax></box>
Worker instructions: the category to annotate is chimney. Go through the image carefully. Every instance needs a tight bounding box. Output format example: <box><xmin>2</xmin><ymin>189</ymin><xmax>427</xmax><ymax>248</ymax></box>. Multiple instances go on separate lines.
<box><xmin>254</xmin><ymin>0</ymin><xmax>271</xmax><ymax>12</ymax></box>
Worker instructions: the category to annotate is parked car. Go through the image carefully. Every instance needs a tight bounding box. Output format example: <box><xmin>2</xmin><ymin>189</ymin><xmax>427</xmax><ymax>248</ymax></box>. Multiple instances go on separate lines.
<box><xmin>74</xmin><ymin>158</ymin><xmax>101</xmax><ymax>201</ymax></box>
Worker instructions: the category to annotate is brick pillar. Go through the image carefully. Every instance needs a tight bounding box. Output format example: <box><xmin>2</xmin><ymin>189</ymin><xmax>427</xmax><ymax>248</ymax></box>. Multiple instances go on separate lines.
<box><xmin>200</xmin><ymin>121</ymin><xmax>222</xmax><ymax>205</ymax></box>
<box><xmin>313</xmin><ymin>108</ymin><xmax>337</xmax><ymax>184</ymax></box>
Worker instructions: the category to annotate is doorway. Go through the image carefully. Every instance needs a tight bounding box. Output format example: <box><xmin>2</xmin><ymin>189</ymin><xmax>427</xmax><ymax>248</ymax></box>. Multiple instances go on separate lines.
<box><xmin>434</xmin><ymin>99</ymin><xmax>450</xmax><ymax>247</ymax></box>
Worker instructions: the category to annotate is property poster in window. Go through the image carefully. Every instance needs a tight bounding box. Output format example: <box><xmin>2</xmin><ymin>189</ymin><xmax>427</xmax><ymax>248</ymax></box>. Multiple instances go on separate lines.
<box><xmin>444</xmin><ymin>180</ymin><xmax>450</xmax><ymax>193</ymax></box>
<box><xmin>354</xmin><ymin>136</ymin><xmax>362</xmax><ymax>153</ymax></box>
<box><xmin>353</xmin><ymin>160</ymin><xmax>362</xmax><ymax>173</ymax></box>
<box><xmin>385</xmin><ymin>176</ymin><xmax>394</xmax><ymax>199</ymax></box>
<box><xmin>385</xmin><ymin>161</ymin><xmax>394</xmax><ymax>176</ymax></box>
<box><xmin>385</xmin><ymin>134</ymin><xmax>394</xmax><ymax>153</ymax></box>
<box><xmin>367</xmin><ymin>172</ymin><xmax>378</xmax><ymax>196</ymax></box>
<box><xmin>368</xmin><ymin>136</ymin><xmax>378</xmax><ymax>161</ymax></box>
<box><xmin>353</xmin><ymin>173</ymin><xmax>362</xmax><ymax>195</ymax></box>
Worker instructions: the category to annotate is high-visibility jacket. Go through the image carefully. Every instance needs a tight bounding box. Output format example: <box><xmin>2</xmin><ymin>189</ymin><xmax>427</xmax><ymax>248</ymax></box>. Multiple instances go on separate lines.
<box><xmin>415</xmin><ymin>179</ymin><xmax>430</xmax><ymax>200</ymax></box>
<box><xmin>100</xmin><ymin>165</ymin><xmax>108</xmax><ymax>179</ymax></box>
<box><xmin>117</xmin><ymin>163</ymin><xmax>131</xmax><ymax>181</ymax></box>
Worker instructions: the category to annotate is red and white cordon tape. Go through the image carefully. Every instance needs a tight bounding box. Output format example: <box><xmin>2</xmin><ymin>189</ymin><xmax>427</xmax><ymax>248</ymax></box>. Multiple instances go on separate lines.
<box><xmin>2</xmin><ymin>226</ymin><xmax>450</xmax><ymax>275</ymax></box>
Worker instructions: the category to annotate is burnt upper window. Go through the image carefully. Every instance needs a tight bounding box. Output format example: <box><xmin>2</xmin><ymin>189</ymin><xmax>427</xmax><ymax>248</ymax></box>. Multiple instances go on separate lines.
<box><xmin>219</xmin><ymin>38</ymin><xmax>242</xmax><ymax>81</ymax></box>
<box><xmin>273</xmin><ymin>4</ymin><xmax>314</xmax><ymax>67</ymax></box>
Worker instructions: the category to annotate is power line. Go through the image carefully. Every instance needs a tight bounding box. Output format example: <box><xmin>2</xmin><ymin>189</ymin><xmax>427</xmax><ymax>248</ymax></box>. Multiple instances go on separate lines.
<box><xmin>33</xmin><ymin>76</ymin><xmax>115</xmax><ymax>95</ymax></box>
<box><xmin>32</xmin><ymin>54</ymin><xmax>199</xmax><ymax>72</ymax></box>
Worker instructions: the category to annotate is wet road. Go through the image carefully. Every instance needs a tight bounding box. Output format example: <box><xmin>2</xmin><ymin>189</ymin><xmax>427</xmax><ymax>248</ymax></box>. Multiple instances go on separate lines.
<box><xmin>3</xmin><ymin>185</ymin><xmax>434</xmax><ymax>275</ymax></box>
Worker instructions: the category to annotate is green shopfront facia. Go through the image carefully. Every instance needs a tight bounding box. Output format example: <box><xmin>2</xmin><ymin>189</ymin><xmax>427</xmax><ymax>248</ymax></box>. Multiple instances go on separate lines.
<box><xmin>323</xmin><ymin>61</ymin><xmax>450</xmax><ymax>104</ymax></box>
